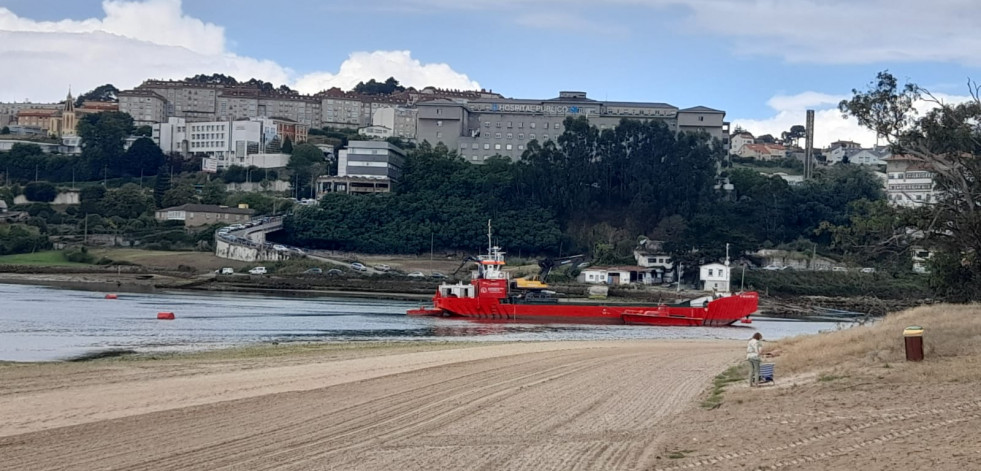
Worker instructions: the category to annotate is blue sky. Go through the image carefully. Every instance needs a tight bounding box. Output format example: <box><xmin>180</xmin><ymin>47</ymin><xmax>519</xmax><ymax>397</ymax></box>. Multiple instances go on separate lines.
<box><xmin>2</xmin><ymin>0</ymin><xmax>980</xmax><ymax>146</ymax></box>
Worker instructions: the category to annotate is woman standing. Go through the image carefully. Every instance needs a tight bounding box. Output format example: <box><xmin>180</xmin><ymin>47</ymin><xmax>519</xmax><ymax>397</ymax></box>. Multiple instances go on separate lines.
<box><xmin>747</xmin><ymin>332</ymin><xmax>763</xmax><ymax>387</ymax></box>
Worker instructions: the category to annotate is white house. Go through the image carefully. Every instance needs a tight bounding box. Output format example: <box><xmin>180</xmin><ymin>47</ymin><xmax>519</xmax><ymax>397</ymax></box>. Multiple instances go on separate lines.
<box><xmin>577</xmin><ymin>266</ymin><xmax>654</xmax><ymax>285</ymax></box>
<box><xmin>729</xmin><ymin>132</ymin><xmax>755</xmax><ymax>155</ymax></box>
<box><xmin>699</xmin><ymin>263</ymin><xmax>730</xmax><ymax>292</ymax></box>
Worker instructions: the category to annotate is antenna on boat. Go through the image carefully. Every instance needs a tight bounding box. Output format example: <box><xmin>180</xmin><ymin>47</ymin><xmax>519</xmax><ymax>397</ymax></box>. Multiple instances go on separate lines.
<box><xmin>487</xmin><ymin>219</ymin><xmax>492</xmax><ymax>255</ymax></box>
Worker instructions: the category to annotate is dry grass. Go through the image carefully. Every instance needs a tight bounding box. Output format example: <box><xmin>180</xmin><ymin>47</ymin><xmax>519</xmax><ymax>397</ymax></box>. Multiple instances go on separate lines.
<box><xmin>771</xmin><ymin>303</ymin><xmax>981</xmax><ymax>384</ymax></box>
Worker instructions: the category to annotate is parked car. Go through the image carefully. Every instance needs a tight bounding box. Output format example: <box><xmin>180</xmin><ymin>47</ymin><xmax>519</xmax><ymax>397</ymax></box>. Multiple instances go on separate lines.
<box><xmin>217</xmin><ymin>267</ymin><xmax>234</xmax><ymax>275</ymax></box>
<box><xmin>350</xmin><ymin>262</ymin><xmax>367</xmax><ymax>271</ymax></box>
<box><xmin>249</xmin><ymin>266</ymin><xmax>267</xmax><ymax>275</ymax></box>
<box><xmin>406</xmin><ymin>272</ymin><xmax>426</xmax><ymax>278</ymax></box>
<box><xmin>304</xmin><ymin>267</ymin><xmax>323</xmax><ymax>275</ymax></box>
<box><xmin>431</xmin><ymin>272</ymin><xmax>448</xmax><ymax>280</ymax></box>
<box><xmin>374</xmin><ymin>264</ymin><xmax>391</xmax><ymax>272</ymax></box>
<box><xmin>228</xmin><ymin>224</ymin><xmax>245</xmax><ymax>230</ymax></box>
<box><xmin>325</xmin><ymin>268</ymin><xmax>344</xmax><ymax>276</ymax></box>
<box><xmin>860</xmin><ymin>267</ymin><xmax>876</xmax><ymax>273</ymax></box>
<box><xmin>832</xmin><ymin>266</ymin><xmax>848</xmax><ymax>272</ymax></box>
<box><xmin>273</xmin><ymin>244</ymin><xmax>288</xmax><ymax>252</ymax></box>
<box><xmin>763</xmin><ymin>264</ymin><xmax>785</xmax><ymax>271</ymax></box>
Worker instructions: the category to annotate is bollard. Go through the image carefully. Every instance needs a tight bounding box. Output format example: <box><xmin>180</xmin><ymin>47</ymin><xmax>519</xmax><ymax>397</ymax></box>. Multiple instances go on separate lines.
<box><xmin>903</xmin><ymin>325</ymin><xmax>924</xmax><ymax>361</ymax></box>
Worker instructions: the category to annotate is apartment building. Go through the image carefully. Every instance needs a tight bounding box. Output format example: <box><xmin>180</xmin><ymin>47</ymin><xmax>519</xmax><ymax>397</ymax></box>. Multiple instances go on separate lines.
<box><xmin>316</xmin><ymin>140</ymin><xmax>405</xmax><ymax>195</ymax></box>
<box><xmin>884</xmin><ymin>154</ymin><xmax>938</xmax><ymax>206</ymax></box>
<box><xmin>416</xmin><ymin>91</ymin><xmax>728</xmax><ymax>163</ymax></box>
<box><xmin>153</xmin><ymin>116</ymin><xmax>307</xmax><ymax>168</ymax></box>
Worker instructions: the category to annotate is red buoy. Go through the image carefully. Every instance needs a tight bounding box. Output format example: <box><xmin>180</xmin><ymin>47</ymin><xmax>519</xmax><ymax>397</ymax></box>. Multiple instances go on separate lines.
<box><xmin>157</xmin><ymin>312</ymin><xmax>175</xmax><ymax>320</ymax></box>
<box><xmin>105</xmin><ymin>294</ymin><xmax>118</xmax><ymax>299</ymax></box>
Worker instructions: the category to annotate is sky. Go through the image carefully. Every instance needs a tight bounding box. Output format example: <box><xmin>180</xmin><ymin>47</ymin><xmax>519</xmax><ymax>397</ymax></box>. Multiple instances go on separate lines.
<box><xmin>2</xmin><ymin>0</ymin><xmax>980</xmax><ymax>147</ymax></box>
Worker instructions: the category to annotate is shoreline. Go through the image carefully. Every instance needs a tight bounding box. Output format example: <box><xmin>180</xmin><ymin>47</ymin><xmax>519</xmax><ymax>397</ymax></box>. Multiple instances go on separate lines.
<box><xmin>0</xmin><ymin>271</ymin><xmax>434</xmax><ymax>301</ymax></box>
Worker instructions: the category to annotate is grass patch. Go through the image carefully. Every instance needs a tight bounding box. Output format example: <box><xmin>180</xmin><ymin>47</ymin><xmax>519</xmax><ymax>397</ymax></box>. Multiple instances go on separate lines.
<box><xmin>0</xmin><ymin>250</ymin><xmax>91</xmax><ymax>266</ymax></box>
<box><xmin>770</xmin><ymin>304</ymin><xmax>981</xmax><ymax>384</ymax></box>
<box><xmin>701</xmin><ymin>364</ymin><xmax>746</xmax><ymax>409</ymax></box>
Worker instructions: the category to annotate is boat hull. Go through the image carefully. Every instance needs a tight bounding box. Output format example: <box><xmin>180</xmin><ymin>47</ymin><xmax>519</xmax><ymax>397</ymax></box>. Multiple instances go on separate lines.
<box><xmin>413</xmin><ymin>291</ymin><xmax>758</xmax><ymax>327</ymax></box>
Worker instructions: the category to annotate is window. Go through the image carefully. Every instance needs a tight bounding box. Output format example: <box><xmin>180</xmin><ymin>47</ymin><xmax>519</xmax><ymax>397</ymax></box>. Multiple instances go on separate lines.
<box><xmin>436</xmin><ymin>109</ymin><xmax>441</xmax><ymax>115</ymax></box>
<box><xmin>530</xmin><ymin>123</ymin><xmax>536</xmax><ymax>129</ymax></box>
<box><xmin>507</xmin><ymin>133</ymin><xmax>512</xmax><ymax>139</ymax></box>
<box><xmin>708</xmin><ymin>269</ymin><xmax>714</xmax><ymax>276</ymax></box>
<box><xmin>507</xmin><ymin>121</ymin><xmax>512</xmax><ymax>128</ymax></box>
<box><xmin>530</xmin><ymin>133</ymin><xmax>536</xmax><ymax>140</ymax></box>
<box><xmin>436</xmin><ymin>132</ymin><xmax>442</xmax><ymax>138</ymax></box>
<box><xmin>471</xmin><ymin>143</ymin><xmax>478</xmax><ymax>149</ymax></box>
<box><xmin>494</xmin><ymin>144</ymin><xmax>501</xmax><ymax>150</ymax></box>
<box><xmin>543</xmin><ymin>134</ymin><xmax>549</xmax><ymax>140</ymax></box>
<box><xmin>698</xmin><ymin>116</ymin><xmax>704</xmax><ymax>121</ymax></box>
<box><xmin>518</xmin><ymin>145</ymin><xmax>524</xmax><ymax>150</ymax></box>
<box><xmin>484</xmin><ymin>143</ymin><xmax>490</xmax><ymax>150</ymax></box>
<box><xmin>496</xmin><ymin>122</ymin><xmax>501</xmax><ymax>128</ymax></box>
<box><xmin>484</xmin><ymin>121</ymin><xmax>490</xmax><ymax>128</ymax></box>
<box><xmin>544</xmin><ymin>123</ymin><xmax>549</xmax><ymax>129</ymax></box>
<box><xmin>506</xmin><ymin>144</ymin><xmax>513</xmax><ymax>150</ymax></box>
<box><xmin>436</xmin><ymin>120</ymin><xmax>443</xmax><ymax>127</ymax></box>
<box><xmin>495</xmin><ymin>132</ymin><xmax>501</xmax><ymax>138</ymax></box>
<box><xmin>518</xmin><ymin>122</ymin><xmax>524</xmax><ymax>128</ymax></box>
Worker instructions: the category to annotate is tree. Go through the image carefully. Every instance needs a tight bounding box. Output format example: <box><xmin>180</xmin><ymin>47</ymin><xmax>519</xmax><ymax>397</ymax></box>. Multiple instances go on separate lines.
<box><xmin>781</xmin><ymin>125</ymin><xmax>806</xmax><ymax>147</ymax></box>
<box><xmin>353</xmin><ymin>77</ymin><xmax>406</xmax><ymax>95</ymax></box>
<box><xmin>77</xmin><ymin>111</ymin><xmax>134</xmax><ymax>180</ymax></box>
<box><xmin>153</xmin><ymin>166</ymin><xmax>171</xmax><ymax>208</ymax></box>
<box><xmin>100</xmin><ymin>184</ymin><xmax>150</xmax><ymax>219</ymax></box>
<box><xmin>281</xmin><ymin>136</ymin><xmax>293</xmax><ymax>154</ymax></box>
<box><xmin>840</xmin><ymin>71</ymin><xmax>981</xmax><ymax>300</ymax></box>
<box><xmin>134</xmin><ymin>125</ymin><xmax>153</xmax><ymax>137</ymax></box>
<box><xmin>757</xmin><ymin>134</ymin><xmax>776</xmax><ymax>144</ymax></box>
<box><xmin>184</xmin><ymin>73</ymin><xmax>239</xmax><ymax>85</ymax></box>
<box><xmin>0</xmin><ymin>126</ymin><xmax>9</xmax><ymax>135</ymax></box>
<box><xmin>122</xmin><ymin>137</ymin><xmax>165</xmax><ymax>177</ymax></box>
<box><xmin>24</xmin><ymin>182</ymin><xmax>57</xmax><ymax>202</ymax></box>
<box><xmin>288</xmin><ymin>143</ymin><xmax>327</xmax><ymax>199</ymax></box>
<box><xmin>200</xmin><ymin>180</ymin><xmax>227</xmax><ymax>205</ymax></box>
<box><xmin>161</xmin><ymin>183</ymin><xmax>196</xmax><ymax>208</ymax></box>
<box><xmin>79</xmin><ymin>185</ymin><xmax>106</xmax><ymax>215</ymax></box>
<box><xmin>74</xmin><ymin>84</ymin><xmax>119</xmax><ymax>107</ymax></box>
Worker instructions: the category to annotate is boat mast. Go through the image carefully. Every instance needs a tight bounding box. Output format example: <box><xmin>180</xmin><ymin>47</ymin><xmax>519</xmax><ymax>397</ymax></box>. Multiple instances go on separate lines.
<box><xmin>487</xmin><ymin>219</ymin><xmax>492</xmax><ymax>256</ymax></box>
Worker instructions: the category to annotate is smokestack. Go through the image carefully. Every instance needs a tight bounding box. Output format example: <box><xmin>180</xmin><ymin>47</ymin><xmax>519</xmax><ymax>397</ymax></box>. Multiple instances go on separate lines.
<box><xmin>804</xmin><ymin>109</ymin><xmax>815</xmax><ymax>180</ymax></box>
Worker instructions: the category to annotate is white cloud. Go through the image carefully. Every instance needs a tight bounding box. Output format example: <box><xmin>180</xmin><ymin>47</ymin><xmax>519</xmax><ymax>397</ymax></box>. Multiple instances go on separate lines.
<box><xmin>0</xmin><ymin>0</ymin><xmax>225</xmax><ymax>55</ymax></box>
<box><xmin>0</xmin><ymin>1</ymin><xmax>479</xmax><ymax>102</ymax></box>
<box><xmin>732</xmin><ymin>90</ymin><xmax>977</xmax><ymax>149</ymax></box>
<box><xmin>292</xmin><ymin>51</ymin><xmax>480</xmax><ymax>94</ymax></box>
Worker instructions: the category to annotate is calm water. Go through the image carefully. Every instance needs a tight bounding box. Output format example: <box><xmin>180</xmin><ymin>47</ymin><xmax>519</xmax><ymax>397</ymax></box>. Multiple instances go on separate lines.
<box><xmin>0</xmin><ymin>283</ymin><xmax>853</xmax><ymax>362</ymax></box>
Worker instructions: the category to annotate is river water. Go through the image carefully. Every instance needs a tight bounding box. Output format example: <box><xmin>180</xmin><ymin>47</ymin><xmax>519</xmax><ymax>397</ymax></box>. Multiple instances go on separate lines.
<box><xmin>0</xmin><ymin>283</ymin><xmax>854</xmax><ymax>362</ymax></box>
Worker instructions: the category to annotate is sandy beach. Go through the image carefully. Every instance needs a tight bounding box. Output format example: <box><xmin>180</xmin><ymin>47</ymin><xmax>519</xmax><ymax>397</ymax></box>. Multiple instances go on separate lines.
<box><xmin>2</xmin><ymin>304</ymin><xmax>980</xmax><ymax>470</ymax></box>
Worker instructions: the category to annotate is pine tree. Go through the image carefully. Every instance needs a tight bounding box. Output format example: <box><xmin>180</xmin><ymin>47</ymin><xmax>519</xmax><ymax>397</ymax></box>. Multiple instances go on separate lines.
<box><xmin>153</xmin><ymin>166</ymin><xmax>171</xmax><ymax>209</ymax></box>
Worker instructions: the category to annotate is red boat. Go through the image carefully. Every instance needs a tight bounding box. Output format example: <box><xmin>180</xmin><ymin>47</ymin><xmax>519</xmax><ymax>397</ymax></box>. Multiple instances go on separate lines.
<box><xmin>407</xmin><ymin>224</ymin><xmax>758</xmax><ymax>326</ymax></box>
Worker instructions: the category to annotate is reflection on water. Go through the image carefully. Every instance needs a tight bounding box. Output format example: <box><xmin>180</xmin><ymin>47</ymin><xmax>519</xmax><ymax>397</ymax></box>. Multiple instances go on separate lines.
<box><xmin>0</xmin><ymin>283</ymin><xmax>852</xmax><ymax>362</ymax></box>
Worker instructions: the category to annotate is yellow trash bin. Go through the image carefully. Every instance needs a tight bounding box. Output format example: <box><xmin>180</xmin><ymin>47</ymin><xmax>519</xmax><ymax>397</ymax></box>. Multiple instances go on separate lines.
<box><xmin>903</xmin><ymin>326</ymin><xmax>924</xmax><ymax>361</ymax></box>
